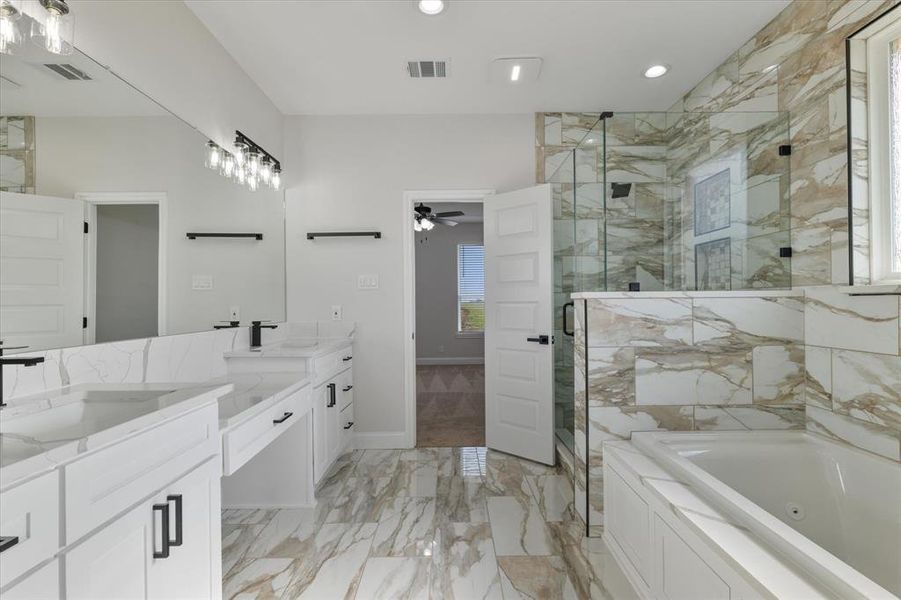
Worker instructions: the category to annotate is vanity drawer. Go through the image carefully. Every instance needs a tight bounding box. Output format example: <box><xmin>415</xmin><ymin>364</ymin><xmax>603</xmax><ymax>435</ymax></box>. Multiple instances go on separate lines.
<box><xmin>313</xmin><ymin>348</ymin><xmax>352</xmax><ymax>384</ymax></box>
<box><xmin>64</xmin><ymin>403</ymin><xmax>219</xmax><ymax>544</ymax></box>
<box><xmin>339</xmin><ymin>402</ymin><xmax>354</xmax><ymax>448</ymax></box>
<box><xmin>222</xmin><ymin>385</ymin><xmax>309</xmax><ymax>476</ymax></box>
<box><xmin>0</xmin><ymin>471</ymin><xmax>60</xmax><ymax>588</ymax></box>
<box><xmin>338</xmin><ymin>370</ymin><xmax>354</xmax><ymax>410</ymax></box>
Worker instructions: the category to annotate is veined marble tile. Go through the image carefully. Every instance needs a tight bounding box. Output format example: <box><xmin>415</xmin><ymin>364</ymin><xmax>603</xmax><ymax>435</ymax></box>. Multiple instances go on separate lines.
<box><xmin>222</xmin><ymin>524</ymin><xmax>263</xmax><ymax>577</ymax></box>
<box><xmin>430</xmin><ymin>522</ymin><xmax>503</xmax><ymax>600</ymax></box>
<box><xmin>693</xmin><ymin>297</ymin><xmax>804</xmax><ymax>347</ymax></box>
<box><xmin>805</xmin><ymin>286</ymin><xmax>900</xmax><ymax>355</ymax></box>
<box><xmin>635</xmin><ymin>348</ymin><xmax>752</xmax><ymax>405</ymax></box>
<box><xmin>356</xmin><ymin>557</ymin><xmax>430</xmax><ymax>600</ymax></box>
<box><xmin>526</xmin><ymin>475</ymin><xmax>574</xmax><ymax>522</ymax></box>
<box><xmin>604</xmin><ymin>145</ymin><xmax>666</xmax><ymax>184</ymax></box>
<box><xmin>223</xmin><ymin>557</ymin><xmax>294</xmax><ymax>600</ymax></box>
<box><xmin>244</xmin><ymin>508</ymin><xmax>326</xmax><ymax>559</ymax></box>
<box><xmin>693</xmin><ymin>406</ymin><xmax>749</xmax><ymax>431</ymax></box>
<box><xmin>752</xmin><ymin>345</ymin><xmax>804</xmax><ymax>405</ymax></box>
<box><xmin>371</xmin><ymin>497</ymin><xmax>439</xmax><ymax>557</ymax></box>
<box><xmin>588</xmin><ymin>405</ymin><xmax>693</xmax><ymax>442</ymax></box>
<box><xmin>562</xmin><ymin>112</ymin><xmax>601</xmax><ymax>145</ymax></box>
<box><xmin>282</xmin><ymin>522</ymin><xmax>377</xmax><ymax>599</ymax></box>
<box><xmin>586</xmin><ymin>298</ymin><xmax>692</xmax><ymax>347</ymax></box>
<box><xmin>434</xmin><ymin>476</ymin><xmax>489</xmax><ymax>523</ymax></box>
<box><xmin>353</xmin><ymin>449</ymin><xmax>401</xmax><ymax>477</ymax></box>
<box><xmin>325</xmin><ymin>477</ymin><xmax>396</xmax><ymax>523</ymax></box>
<box><xmin>392</xmin><ymin>462</ymin><xmax>439</xmax><ymax>497</ymax></box>
<box><xmin>496</xmin><ymin>556</ymin><xmax>579</xmax><ymax>600</ymax></box>
<box><xmin>832</xmin><ymin>349</ymin><xmax>901</xmax><ymax>430</ymax></box>
<box><xmin>804</xmin><ymin>345</ymin><xmax>833</xmax><ymax>409</ymax></box>
<box><xmin>483</xmin><ymin>452</ymin><xmax>534</xmax><ymax>498</ymax></box>
<box><xmin>543</xmin><ymin>113</ymin><xmax>563</xmax><ymax>146</ymax></box>
<box><xmin>452</xmin><ymin>446</ymin><xmax>487</xmax><ymax>477</ymax></box>
<box><xmin>806</xmin><ymin>405</ymin><xmax>900</xmax><ymax>461</ymax></box>
<box><xmin>722</xmin><ymin>405</ymin><xmax>804</xmax><ymax>430</ymax></box>
<box><xmin>487</xmin><ymin>496</ymin><xmax>560</xmax><ymax>557</ymax></box>
<box><xmin>222</xmin><ymin>508</ymin><xmax>275</xmax><ymax>526</ymax></box>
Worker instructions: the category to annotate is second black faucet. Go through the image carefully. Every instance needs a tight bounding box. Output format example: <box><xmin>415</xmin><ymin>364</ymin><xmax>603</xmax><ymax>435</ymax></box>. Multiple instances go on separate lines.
<box><xmin>250</xmin><ymin>321</ymin><xmax>278</xmax><ymax>348</ymax></box>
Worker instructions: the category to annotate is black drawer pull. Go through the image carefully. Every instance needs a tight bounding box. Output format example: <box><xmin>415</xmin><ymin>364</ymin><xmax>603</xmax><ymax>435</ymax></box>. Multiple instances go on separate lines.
<box><xmin>167</xmin><ymin>494</ymin><xmax>183</xmax><ymax>547</ymax></box>
<box><xmin>342</xmin><ymin>356</ymin><xmax>352</xmax><ymax>362</ymax></box>
<box><xmin>343</xmin><ymin>421</ymin><xmax>354</xmax><ymax>430</ymax></box>
<box><xmin>273</xmin><ymin>411</ymin><xmax>294</xmax><ymax>424</ymax></box>
<box><xmin>0</xmin><ymin>536</ymin><xmax>19</xmax><ymax>553</ymax></box>
<box><xmin>342</xmin><ymin>385</ymin><xmax>353</xmax><ymax>392</ymax></box>
<box><xmin>153</xmin><ymin>503</ymin><xmax>171</xmax><ymax>559</ymax></box>
<box><xmin>327</xmin><ymin>383</ymin><xmax>336</xmax><ymax>407</ymax></box>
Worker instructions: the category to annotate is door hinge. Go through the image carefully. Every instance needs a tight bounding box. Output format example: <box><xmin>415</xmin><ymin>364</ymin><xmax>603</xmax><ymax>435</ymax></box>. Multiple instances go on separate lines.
<box><xmin>83</xmin><ymin>221</ymin><xmax>89</xmax><ymax>234</ymax></box>
<box><xmin>82</xmin><ymin>316</ymin><xmax>87</xmax><ymax>329</ymax></box>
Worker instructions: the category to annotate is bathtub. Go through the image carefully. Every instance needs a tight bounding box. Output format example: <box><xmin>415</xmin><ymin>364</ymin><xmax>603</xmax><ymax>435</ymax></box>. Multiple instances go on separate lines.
<box><xmin>631</xmin><ymin>430</ymin><xmax>900</xmax><ymax>599</ymax></box>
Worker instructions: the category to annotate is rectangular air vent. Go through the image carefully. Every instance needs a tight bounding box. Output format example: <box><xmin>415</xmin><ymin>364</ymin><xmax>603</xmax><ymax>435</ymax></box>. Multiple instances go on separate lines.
<box><xmin>43</xmin><ymin>63</ymin><xmax>92</xmax><ymax>81</ymax></box>
<box><xmin>406</xmin><ymin>60</ymin><xmax>448</xmax><ymax>78</ymax></box>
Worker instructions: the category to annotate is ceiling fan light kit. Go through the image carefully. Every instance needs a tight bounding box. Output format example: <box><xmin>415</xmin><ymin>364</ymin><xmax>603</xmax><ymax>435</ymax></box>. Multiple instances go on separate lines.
<box><xmin>412</xmin><ymin>202</ymin><xmax>464</xmax><ymax>230</ymax></box>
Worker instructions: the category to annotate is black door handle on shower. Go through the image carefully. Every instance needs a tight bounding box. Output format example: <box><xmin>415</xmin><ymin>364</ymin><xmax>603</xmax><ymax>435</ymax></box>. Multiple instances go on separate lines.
<box><xmin>563</xmin><ymin>301</ymin><xmax>575</xmax><ymax>337</ymax></box>
<box><xmin>527</xmin><ymin>335</ymin><xmax>550</xmax><ymax>345</ymax></box>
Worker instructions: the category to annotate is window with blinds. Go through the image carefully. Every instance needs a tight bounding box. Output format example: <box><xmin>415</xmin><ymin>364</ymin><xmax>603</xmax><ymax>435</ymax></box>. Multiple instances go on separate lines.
<box><xmin>457</xmin><ymin>244</ymin><xmax>485</xmax><ymax>333</ymax></box>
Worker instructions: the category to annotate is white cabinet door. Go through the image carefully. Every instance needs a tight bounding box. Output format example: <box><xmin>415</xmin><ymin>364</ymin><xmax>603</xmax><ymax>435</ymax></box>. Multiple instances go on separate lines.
<box><xmin>484</xmin><ymin>184</ymin><xmax>555</xmax><ymax>465</ymax></box>
<box><xmin>65</xmin><ymin>500</ymin><xmax>152</xmax><ymax>600</ymax></box>
<box><xmin>2</xmin><ymin>558</ymin><xmax>60</xmax><ymax>600</ymax></box>
<box><xmin>313</xmin><ymin>383</ymin><xmax>329</xmax><ymax>483</ymax></box>
<box><xmin>149</xmin><ymin>460</ymin><xmax>220</xmax><ymax>600</ymax></box>
<box><xmin>0</xmin><ymin>191</ymin><xmax>85</xmax><ymax>349</ymax></box>
<box><xmin>325</xmin><ymin>382</ymin><xmax>340</xmax><ymax>467</ymax></box>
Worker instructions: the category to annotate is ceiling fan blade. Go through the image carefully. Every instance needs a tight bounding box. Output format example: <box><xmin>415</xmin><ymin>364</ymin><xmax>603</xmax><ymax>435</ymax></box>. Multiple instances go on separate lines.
<box><xmin>434</xmin><ymin>218</ymin><xmax>459</xmax><ymax>226</ymax></box>
<box><xmin>435</xmin><ymin>211</ymin><xmax>464</xmax><ymax>218</ymax></box>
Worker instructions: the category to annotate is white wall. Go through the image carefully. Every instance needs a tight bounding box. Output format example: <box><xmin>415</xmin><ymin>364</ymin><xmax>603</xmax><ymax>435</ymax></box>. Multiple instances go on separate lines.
<box><xmin>415</xmin><ymin>221</ymin><xmax>484</xmax><ymax>363</ymax></box>
<box><xmin>37</xmin><ymin>116</ymin><xmax>286</xmax><ymax>336</ymax></box>
<box><xmin>284</xmin><ymin>114</ymin><xmax>533</xmax><ymax>440</ymax></box>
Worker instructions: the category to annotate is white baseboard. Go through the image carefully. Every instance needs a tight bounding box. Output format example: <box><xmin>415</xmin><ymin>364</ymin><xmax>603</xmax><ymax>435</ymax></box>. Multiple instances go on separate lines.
<box><xmin>416</xmin><ymin>357</ymin><xmax>484</xmax><ymax>366</ymax></box>
<box><xmin>354</xmin><ymin>431</ymin><xmax>410</xmax><ymax>449</ymax></box>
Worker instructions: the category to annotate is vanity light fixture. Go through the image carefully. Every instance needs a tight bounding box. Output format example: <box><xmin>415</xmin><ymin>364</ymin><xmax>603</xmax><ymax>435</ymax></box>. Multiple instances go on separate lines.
<box><xmin>0</xmin><ymin>0</ymin><xmax>22</xmax><ymax>55</ymax></box>
<box><xmin>417</xmin><ymin>0</ymin><xmax>445</xmax><ymax>16</ymax></box>
<box><xmin>32</xmin><ymin>0</ymin><xmax>74</xmax><ymax>56</ymax></box>
<box><xmin>205</xmin><ymin>131</ymin><xmax>282</xmax><ymax>192</ymax></box>
<box><xmin>643</xmin><ymin>64</ymin><xmax>668</xmax><ymax>78</ymax></box>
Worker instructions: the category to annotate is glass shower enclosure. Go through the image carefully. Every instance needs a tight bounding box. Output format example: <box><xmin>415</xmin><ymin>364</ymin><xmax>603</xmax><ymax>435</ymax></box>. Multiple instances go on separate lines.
<box><xmin>549</xmin><ymin>111</ymin><xmax>792</xmax><ymax>450</ymax></box>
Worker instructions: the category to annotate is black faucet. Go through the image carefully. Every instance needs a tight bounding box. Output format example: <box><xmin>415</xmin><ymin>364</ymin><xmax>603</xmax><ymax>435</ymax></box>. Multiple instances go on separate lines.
<box><xmin>250</xmin><ymin>321</ymin><xmax>278</xmax><ymax>349</ymax></box>
<box><xmin>0</xmin><ymin>343</ymin><xmax>46</xmax><ymax>408</ymax></box>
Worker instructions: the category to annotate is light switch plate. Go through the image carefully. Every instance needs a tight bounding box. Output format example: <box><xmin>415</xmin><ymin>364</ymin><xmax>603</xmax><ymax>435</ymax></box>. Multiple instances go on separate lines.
<box><xmin>229</xmin><ymin>306</ymin><xmax>240</xmax><ymax>321</ymax></box>
<box><xmin>192</xmin><ymin>275</ymin><xmax>213</xmax><ymax>290</ymax></box>
<box><xmin>357</xmin><ymin>274</ymin><xmax>379</xmax><ymax>290</ymax></box>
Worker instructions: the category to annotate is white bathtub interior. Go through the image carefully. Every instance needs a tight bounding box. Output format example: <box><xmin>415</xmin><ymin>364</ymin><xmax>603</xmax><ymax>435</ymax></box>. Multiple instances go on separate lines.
<box><xmin>653</xmin><ymin>432</ymin><xmax>901</xmax><ymax>598</ymax></box>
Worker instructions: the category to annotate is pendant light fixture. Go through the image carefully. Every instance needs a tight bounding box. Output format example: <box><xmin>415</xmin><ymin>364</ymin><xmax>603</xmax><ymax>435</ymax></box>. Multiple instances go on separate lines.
<box><xmin>0</xmin><ymin>0</ymin><xmax>22</xmax><ymax>55</ymax></box>
<box><xmin>32</xmin><ymin>0</ymin><xmax>73</xmax><ymax>55</ymax></box>
<box><xmin>205</xmin><ymin>131</ymin><xmax>282</xmax><ymax>192</ymax></box>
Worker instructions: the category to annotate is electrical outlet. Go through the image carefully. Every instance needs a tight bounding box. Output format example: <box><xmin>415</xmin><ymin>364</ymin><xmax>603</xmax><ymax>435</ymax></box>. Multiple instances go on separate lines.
<box><xmin>229</xmin><ymin>306</ymin><xmax>240</xmax><ymax>321</ymax></box>
<box><xmin>357</xmin><ymin>274</ymin><xmax>379</xmax><ymax>290</ymax></box>
<box><xmin>192</xmin><ymin>275</ymin><xmax>213</xmax><ymax>290</ymax></box>
<box><xmin>331</xmin><ymin>305</ymin><xmax>343</xmax><ymax>320</ymax></box>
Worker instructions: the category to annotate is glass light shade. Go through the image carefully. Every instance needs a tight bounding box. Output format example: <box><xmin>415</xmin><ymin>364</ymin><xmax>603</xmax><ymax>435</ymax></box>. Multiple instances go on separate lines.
<box><xmin>270</xmin><ymin>167</ymin><xmax>281</xmax><ymax>191</ymax></box>
<box><xmin>31</xmin><ymin>2</ymin><xmax>74</xmax><ymax>56</ymax></box>
<box><xmin>220</xmin><ymin>153</ymin><xmax>236</xmax><ymax>178</ymax></box>
<box><xmin>0</xmin><ymin>1</ymin><xmax>22</xmax><ymax>55</ymax></box>
<box><xmin>413</xmin><ymin>218</ymin><xmax>423</xmax><ymax>232</ymax></box>
<box><xmin>246</xmin><ymin>150</ymin><xmax>261</xmax><ymax>177</ymax></box>
<box><xmin>246</xmin><ymin>174</ymin><xmax>259</xmax><ymax>192</ymax></box>
<box><xmin>421</xmin><ymin>218</ymin><xmax>435</xmax><ymax>231</ymax></box>
<box><xmin>233</xmin><ymin>141</ymin><xmax>247</xmax><ymax>166</ymax></box>
<box><xmin>259</xmin><ymin>157</ymin><xmax>272</xmax><ymax>185</ymax></box>
<box><xmin>235</xmin><ymin>164</ymin><xmax>246</xmax><ymax>185</ymax></box>
<box><xmin>205</xmin><ymin>141</ymin><xmax>222</xmax><ymax>170</ymax></box>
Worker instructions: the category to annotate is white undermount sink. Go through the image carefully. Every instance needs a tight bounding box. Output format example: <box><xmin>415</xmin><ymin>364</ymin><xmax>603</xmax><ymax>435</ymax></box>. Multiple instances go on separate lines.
<box><xmin>1</xmin><ymin>389</ymin><xmax>177</xmax><ymax>443</ymax></box>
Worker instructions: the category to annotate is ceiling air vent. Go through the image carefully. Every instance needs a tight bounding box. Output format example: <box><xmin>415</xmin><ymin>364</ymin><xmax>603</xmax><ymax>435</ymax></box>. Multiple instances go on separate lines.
<box><xmin>406</xmin><ymin>60</ymin><xmax>448</xmax><ymax>78</ymax></box>
<box><xmin>43</xmin><ymin>63</ymin><xmax>92</xmax><ymax>81</ymax></box>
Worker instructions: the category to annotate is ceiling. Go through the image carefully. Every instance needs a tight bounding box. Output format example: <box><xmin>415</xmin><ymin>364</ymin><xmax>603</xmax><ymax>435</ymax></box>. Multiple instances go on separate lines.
<box><xmin>186</xmin><ymin>0</ymin><xmax>790</xmax><ymax>115</ymax></box>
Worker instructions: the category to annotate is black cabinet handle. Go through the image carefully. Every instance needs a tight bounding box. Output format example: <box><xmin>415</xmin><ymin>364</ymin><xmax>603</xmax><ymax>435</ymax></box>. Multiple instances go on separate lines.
<box><xmin>342</xmin><ymin>356</ymin><xmax>352</xmax><ymax>362</ymax></box>
<box><xmin>167</xmin><ymin>494</ymin><xmax>183</xmax><ymax>547</ymax></box>
<box><xmin>343</xmin><ymin>421</ymin><xmax>354</xmax><ymax>430</ymax></box>
<box><xmin>0</xmin><ymin>536</ymin><xmax>19</xmax><ymax>553</ymax></box>
<box><xmin>526</xmin><ymin>335</ymin><xmax>550</xmax><ymax>345</ymax></box>
<box><xmin>153</xmin><ymin>503</ymin><xmax>171</xmax><ymax>559</ymax></box>
<box><xmin>563</xmin><ymin>301</ymin><xmax>575</xmax><ymax>337</ymax></box>
<box><xmin>273</xmin><ymin>411</ymin><xmax>294</xmax><ymax>424</ymax></box>
<box><xmin>327</xmin><ymin>383</ymin><xmax>336</xmax><ymax>407</ymax></box>
<box><xmin>342</xmin><ymin>385</ymin><xmax>353</xmax><ymax>392</ymax></box>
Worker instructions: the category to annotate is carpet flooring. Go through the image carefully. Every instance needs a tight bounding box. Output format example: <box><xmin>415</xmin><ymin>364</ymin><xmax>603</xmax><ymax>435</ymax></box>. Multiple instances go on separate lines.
<box><xmin>416</xmin><ymin>364</ymin><xmax>485</xmax><ymax>447</ymax></box>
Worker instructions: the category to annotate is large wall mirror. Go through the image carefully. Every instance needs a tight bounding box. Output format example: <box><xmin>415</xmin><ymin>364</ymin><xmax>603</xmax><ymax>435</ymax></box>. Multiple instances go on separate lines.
<box><xmin>0</xmin><ymin>12</ymin><xmax>286</xmax><ymax>353</ymax></box>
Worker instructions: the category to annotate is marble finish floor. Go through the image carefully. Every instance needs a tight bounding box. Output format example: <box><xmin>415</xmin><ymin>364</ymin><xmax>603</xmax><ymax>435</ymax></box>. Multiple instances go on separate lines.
<box><xmin>416</xmin><ymin>365</ymin><xmax>485</xmax><ymax>447</ymax></box>
<box><xmin>222</xmin><ymin>447</ymin><xmax>638</xmax><ymax>599</ymax></box>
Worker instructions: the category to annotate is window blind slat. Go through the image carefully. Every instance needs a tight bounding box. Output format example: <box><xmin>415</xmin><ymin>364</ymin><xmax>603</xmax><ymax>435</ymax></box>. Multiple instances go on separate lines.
<box><xmin>457</xmin><ymin>244</ymin><xmax>485</xmax><ymax>332</ymax></box>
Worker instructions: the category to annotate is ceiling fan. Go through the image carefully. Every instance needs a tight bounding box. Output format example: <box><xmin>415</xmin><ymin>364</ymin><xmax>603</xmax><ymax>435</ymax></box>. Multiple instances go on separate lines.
<box><xmin>413</xmin><ymin>203</ymin><xmax>464</xmax><ymax>231</ymax></box>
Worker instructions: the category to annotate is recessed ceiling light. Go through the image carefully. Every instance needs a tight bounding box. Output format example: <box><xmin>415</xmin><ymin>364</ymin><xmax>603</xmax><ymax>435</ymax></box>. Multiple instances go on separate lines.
<box><xmin>510</xmin><ymin>64</ymin><xmax>521</xmax><ymax>82</ymax></box>
<box><xmin>643</xmin><ymin>64</ymin><xmax>668</xmax><ymax>79</ymax></box>
<box><xmin>417</xmin><ymin>0</ymin><xmax>445</xmax><ymax>15</ymax></box>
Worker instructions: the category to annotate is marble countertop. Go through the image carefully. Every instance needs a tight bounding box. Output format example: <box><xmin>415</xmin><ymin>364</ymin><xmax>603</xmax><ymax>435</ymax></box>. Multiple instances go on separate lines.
<box><xmin>0</xmin><ymin>383</ymin><xmax>232</xmax><ymax>490</ymax></box>
<box><xmin>207</xmin><ymin>371</ymin><xmax>311</xmax><ymax>430</ymax></box>
<box><xmin>224</xmin><ymin>337</ymin><xmax>352</xmax><ymax>359</ymax></box>
<box><xmin>572</xmin><ymin>289</ymin><xmax>802</xmax><ymax>299</ymax></box>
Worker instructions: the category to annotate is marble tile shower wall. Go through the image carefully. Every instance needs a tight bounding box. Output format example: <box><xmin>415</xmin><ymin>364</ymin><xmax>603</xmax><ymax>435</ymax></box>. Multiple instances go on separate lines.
<box><xmin>573</xmin><ymin>293</ymin><xmax>807</xmax><ymax>535</ymax></box>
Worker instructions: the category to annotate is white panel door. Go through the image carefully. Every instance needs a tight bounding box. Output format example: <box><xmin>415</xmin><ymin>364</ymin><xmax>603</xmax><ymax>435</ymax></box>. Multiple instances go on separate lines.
<box><xmin>484</xmin><ymin>184</ymin><xmax>554</xmax><ymax>465</ymax></box>
<box><xmin>0</xmin><ymin>191</ymin><xmax>84</xmax><ymax>349</ymax></box>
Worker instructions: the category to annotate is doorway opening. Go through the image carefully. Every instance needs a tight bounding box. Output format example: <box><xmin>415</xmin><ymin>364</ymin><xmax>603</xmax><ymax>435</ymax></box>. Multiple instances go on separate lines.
<box><xmin>414</xmin><ymin>200</ymin><xmax>485</xmax><ymax>447</ymax></box>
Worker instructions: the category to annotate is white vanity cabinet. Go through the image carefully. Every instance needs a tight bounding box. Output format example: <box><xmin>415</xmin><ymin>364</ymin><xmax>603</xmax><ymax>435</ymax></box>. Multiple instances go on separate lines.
<box><xmin>312</xmin><ymin>352</ymin><xmax>354</xmax><ymax>484</ymax></box>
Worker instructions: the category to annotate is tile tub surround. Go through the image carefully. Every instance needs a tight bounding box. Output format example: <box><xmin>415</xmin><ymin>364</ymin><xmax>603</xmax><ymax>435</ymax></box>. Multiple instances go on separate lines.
<box><xmin>222</xmin><ymin>447</ymin><xmax>638</xmax><ymax>600</ymax></box>
<box><xmin>573</xmin><ymin>291</ymin><xmax>807</xmax><ymax>534</ymax></box>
